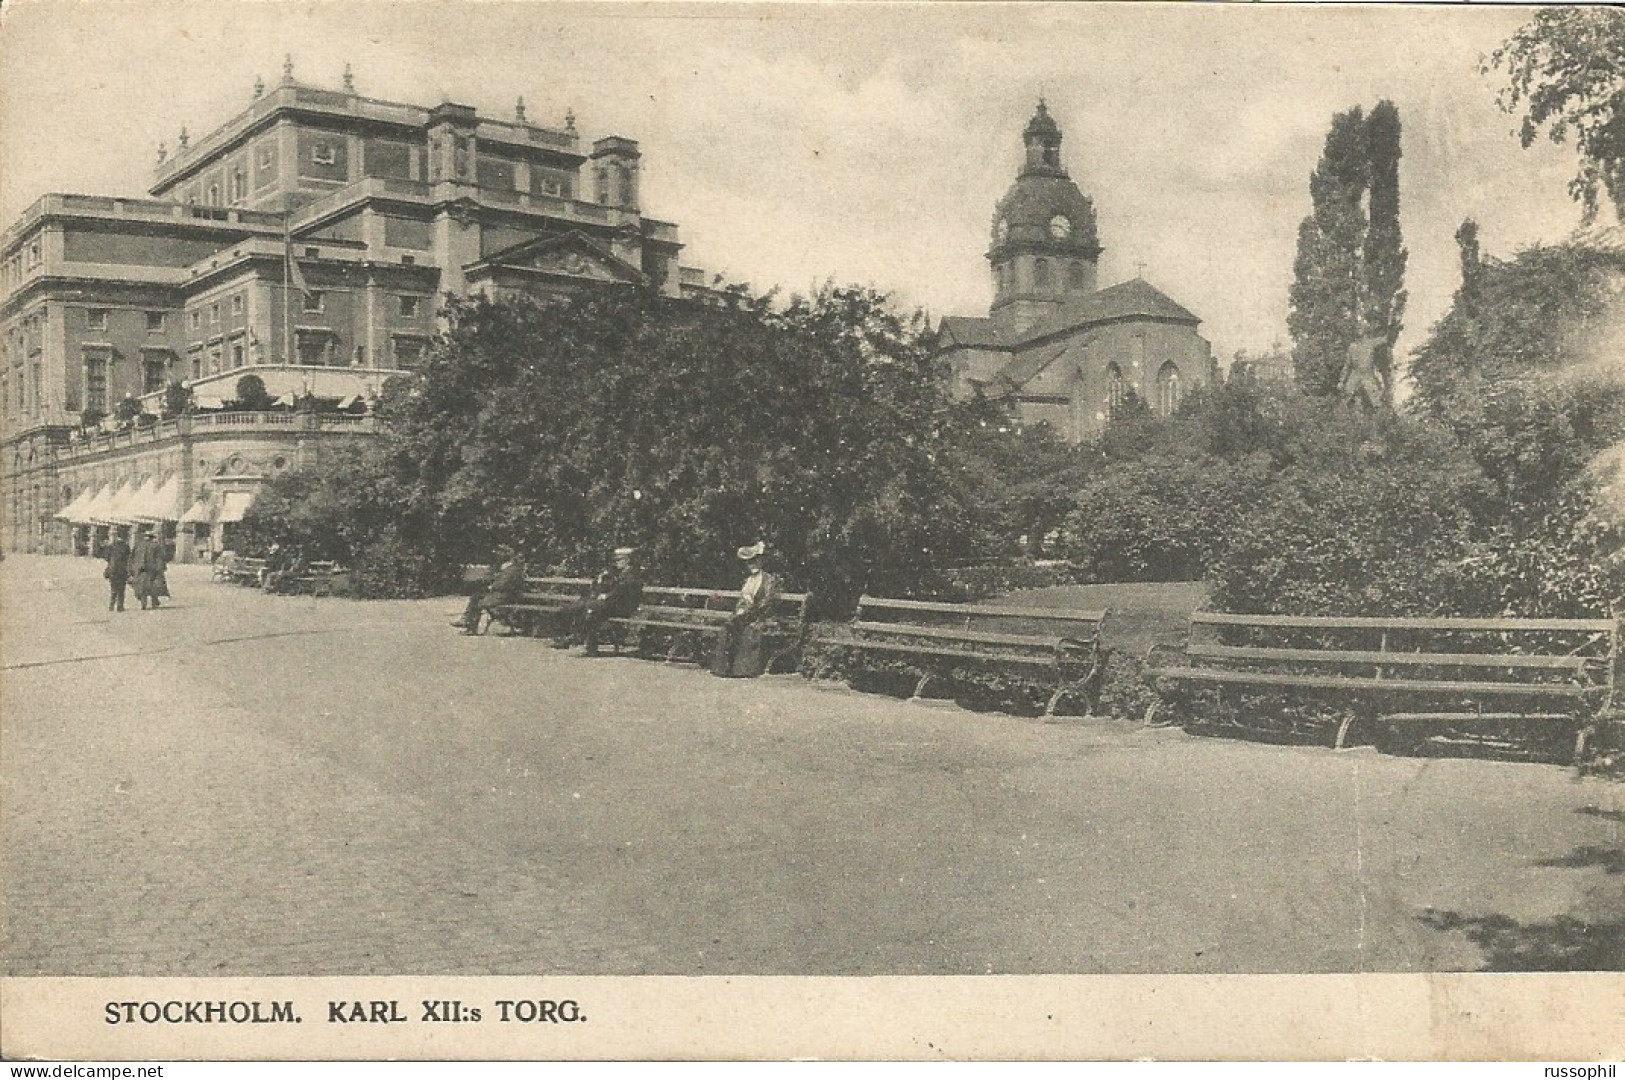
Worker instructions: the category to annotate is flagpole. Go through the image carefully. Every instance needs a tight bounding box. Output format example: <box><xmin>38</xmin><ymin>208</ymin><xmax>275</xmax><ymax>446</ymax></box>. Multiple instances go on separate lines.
<box><xmin>283</xmin><ymin>215</ymin><xmax>294</xmax><ymax>372</ymax></box>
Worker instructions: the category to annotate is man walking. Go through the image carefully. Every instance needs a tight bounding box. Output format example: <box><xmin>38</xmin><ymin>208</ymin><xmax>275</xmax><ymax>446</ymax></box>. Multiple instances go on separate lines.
<box><xmin>104</xmin><ymin>530</ymin><xmax>131</xmax><ymax>612</ymax></box>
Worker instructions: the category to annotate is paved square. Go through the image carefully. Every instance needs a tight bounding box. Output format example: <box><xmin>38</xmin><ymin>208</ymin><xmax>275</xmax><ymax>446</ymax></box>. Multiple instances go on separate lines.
<box><xmin>4</xmin><ymin>555</ymin><xmax>1621</xmax><ymax>974</ymax></box>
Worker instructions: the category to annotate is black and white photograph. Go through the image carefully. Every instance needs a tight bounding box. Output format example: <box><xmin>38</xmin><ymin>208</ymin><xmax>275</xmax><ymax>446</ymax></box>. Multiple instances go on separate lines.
<box><xmin>2</xmin><ymin>0</ymin><xmax>1624</xmax><ymax>1063</ymax></box>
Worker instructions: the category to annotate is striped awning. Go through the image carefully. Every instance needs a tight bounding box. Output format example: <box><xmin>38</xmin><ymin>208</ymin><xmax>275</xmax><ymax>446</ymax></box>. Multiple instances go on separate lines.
<box><xmin>54</xmin><ymin>485</ymin><xmax>97</xmax><ymax>522</ymax></box>
<box><xmin>131</xmin><ymin>474</ymin><xmax>182</xmax><ymax>522</ymax></box>
<box><xmin>83</xmin><ymin>480</ymin><xmax>129</xmax><ymax>525</ymax></box>
<box><xmin>177</xmin><ymin>497</ymin><xmax>213</xmax><ymax>525</ymax></box>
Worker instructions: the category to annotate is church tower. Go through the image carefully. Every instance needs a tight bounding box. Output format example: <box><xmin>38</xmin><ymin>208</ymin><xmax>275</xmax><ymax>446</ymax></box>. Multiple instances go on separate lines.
<box><xmin>988</xmin><ymin>102</ymin><xmax>1101</xmax><ymax>336</ymax></box>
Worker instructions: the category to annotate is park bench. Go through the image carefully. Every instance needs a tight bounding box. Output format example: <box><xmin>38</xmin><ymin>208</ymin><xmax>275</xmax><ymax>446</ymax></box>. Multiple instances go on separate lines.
<box><xmin>288</xmin><ymin>561</ymin><xmax>350</xmax><ymax>597</ymax></box>
<box><xmin>1154</xmin><ymin>612</ymin><xmax>1618</xmax><ymax>761</ymax></box>
<box><xmin>226</xmin><ymin>557</ymin><xmax>268</xmax><ymax>586</ymax></box>
<box><xmin>828</xmin><ymin>596</ymin><xmax>1107</xmax><ymax>716</ymax></box>
<box><xmin>478</xmin><ymin>576</ymin><xmax>593</xmax><ymax>636</ymax></box>
<box><xmin>605</xmin><ymin>586</ymin><xmax>810</xmax><ymax>668</ymax></box>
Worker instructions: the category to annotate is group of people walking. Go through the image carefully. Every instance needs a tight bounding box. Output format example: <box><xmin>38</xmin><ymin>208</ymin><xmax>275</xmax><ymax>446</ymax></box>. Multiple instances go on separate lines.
<box><xmin>455</xmin><ymin>540</ymin><xmax>783</xmax><ymax>678</ymax></box>
<box><xmin>102</xmin><ymin>525</ymin><xmax>170</xmax><ymax>612</ymax></box>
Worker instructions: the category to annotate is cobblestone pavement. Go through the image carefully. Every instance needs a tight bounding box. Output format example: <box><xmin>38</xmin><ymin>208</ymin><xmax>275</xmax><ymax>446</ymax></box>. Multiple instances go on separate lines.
<box><xmin>4</xmin><ymin>555</ymin><xmax>1622</xmax><ymax>975</ymax></box>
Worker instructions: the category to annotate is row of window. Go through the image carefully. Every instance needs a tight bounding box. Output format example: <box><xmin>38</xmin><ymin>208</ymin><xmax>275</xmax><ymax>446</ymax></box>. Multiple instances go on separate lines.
<box><xmin>996</xmin><ymin>258</ymin><xmax>1089</xmax><ymax>294</ymax></box>
<box><xmin>1102</xmin><ymin>361</ymin><xmax>1182</xmax><ymax>418</ymax></box>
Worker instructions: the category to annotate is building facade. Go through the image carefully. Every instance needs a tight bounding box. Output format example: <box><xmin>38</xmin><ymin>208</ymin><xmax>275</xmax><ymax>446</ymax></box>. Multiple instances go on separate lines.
<box><xmin>936</xmin><ymin>103</ymin><xmax>1213</xmax><ymax>440</ymax></box>
<box><xmin>2</xmin><ymin>61</ymin><xmax>704</xmax><ymax>558</ymax></box>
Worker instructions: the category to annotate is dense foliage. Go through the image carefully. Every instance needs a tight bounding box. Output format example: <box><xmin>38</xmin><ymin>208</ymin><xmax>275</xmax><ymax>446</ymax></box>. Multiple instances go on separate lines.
<box><xmin>1487</xmin><ymin>6</ymin><xmax>1625</xmax><ymax>223</ymax></box>
<box><xmin>244</xmin><ymin>285</ymin><xmax>993</xmax><ymax>610</ymax></box>
<box><xmin>1287</xmin><ymin>101</ymin><xmax>1408</xmax><ymax>399</ymax></box>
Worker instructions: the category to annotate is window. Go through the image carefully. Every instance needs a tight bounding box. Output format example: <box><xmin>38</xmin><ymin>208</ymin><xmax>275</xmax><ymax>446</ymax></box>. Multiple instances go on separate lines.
<box><xmin>232</xmin><ymin>343</ymin><xmax>244</xmax><ymax>369</ymax></box>
<box><xmin>296</xmin><ymin>330</ymin><xmax>332</xmax><ymax>366</ymax></box>
<box><xmin>257</xmin><ymin>146</ymin><xmax>274</xmax><ymax>169</ymax></box>
<box><xmin>1156</xmin><ymin>361</ymin><xmax>1181</xmax><ymax>417</ymax></box>
<box><xmin>86</xmin><ymin>309</ymin><xmax>108</xmax><ymax>332</ymax></box>
<box><xmin>207</xmin><ymin>183</ymin><xmax>222</xmax><ymax>207</ymax></box>
<box><xmin>146</xmin><ymin>311</ymin><xmax>165</xmax><ymax>332</ymax></box>
<box><xmin>231</xmin><ymin>294</ymin><xmax>244</xmax><ymax>316</ymax></box>
<box><xmin>398</xmin><ymin>295</ymin><xmax>419</xmax><ymax>318</ymax></box>
<box><xmin>210</xmin><ymin>303</ymin><xmax>220</xmax><ymax>325</ymax></box>
<box><xmin>190</xmin><ymin>353</ymin><xmax>202</xmax><ymax>380</ymax></box>
<box><xmin>230</xmin><ymin>167</ymin><xmax>247</xmax><ymax>202</ymax></box>
<box><xmin>302</xmin><ymin>291</ymin><xmax>324</xmax><ymax>314</ymax></box>
<box><xmin>1105</xmin><ymin>363</ymin><xmax>1126</xmax><ymax>419</ymax></box>
<box><xmin>401</xmin><ymin>254</ymin><xmax>415</xmax><ymax>266</ymax></box>
<box><xmin>85</xmin><ymin>357</ymin><xmax>107</xmax><ymax>412</ymax></box>
<box><xmin>312</xmin><ymin>141</ymin><xmax>337</xmax><ymax>166</ymax></box>
<box><xmin>305</xmin><ymin>247</ymin><xmax>319</xmax><ymax>259</ymax></box>
<box><xmin>1034</xmin><ymin>258</ymin><xmax>1052</xmax><ymax>290</ymax></box>
<box><xmin>190</xmin><ymin>310</ymin><xmax>202</xmax><ymax>330</ymax></box>
<box><xmin>1069</xmin><ymin>261</ymin><xmax>1088</xmax><ymax>290</ymax></box>
<box><xmin>142</xmin><ymin>357</ymin><xmax>166</xmax><ymax>394</ymax></box>
<box><xmin>392</xmin><ymin>336</ymin><xmax>426</xmax><ymax>368</ymax></box>
<box><xmin>209</xmin><ymin>344</ymin><xmax>224</xmax><ymax>375</ymax></box>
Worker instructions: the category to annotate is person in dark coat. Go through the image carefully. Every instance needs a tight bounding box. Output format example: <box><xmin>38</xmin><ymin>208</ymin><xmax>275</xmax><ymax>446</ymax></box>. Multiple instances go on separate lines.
<box><xmin>453</xmin><ymin>548</ymin><xmax>526</xmax><ymax>634</ymax></box>
<box><xmin>103</xmin><ymin>531</ymin><xmax>132</xmax><ymax>613</ymax></box>
<box><xmin>711</xmin><ymin>542</ymin><xmax>780</xmax><ymax>678</ymax></box>
<box><xmin>554</xmin><ymin>547</ymin><xmax>642</xmax><ymax>656</ymax></box>
<box><xmin>130</xmin><ymin>526</ymin><xmax>170</xmax><ymax>610</ymax></box>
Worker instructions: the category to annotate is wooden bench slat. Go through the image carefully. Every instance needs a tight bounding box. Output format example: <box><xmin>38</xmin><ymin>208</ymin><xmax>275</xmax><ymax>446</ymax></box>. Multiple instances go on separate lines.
<box><xmin>1159</xmin><ymin>667</ymin><xmax>1595</xmax><ymax>697</ymax></box>
<box><xmin>854</xmin><ymin>621</ymin><xmax>1071</xmax><ymax>649</ymax></box>
<box><xmin>859</xmin><ymin>595</ymin><xmax>1107</xmax><ymax>623</ymax></box>
<box><xmin>1192</xmin><ymin>612</ymin><xmax>1616</xmax><ymax>633</ymax></box>
<box><xmin>1381</xmin><ymin>712</ymin><xmax>1577</xmax><ymax>723</ymax></box>
<box><xmin>1186</xmin><ymin>643</ymin><xmax>1593</xmax><ymax>671</ymax></box>
<box><xmin>846</xmin><ymin>639</ymin><xmax>1061</xmax><ymax>666</ymax></box>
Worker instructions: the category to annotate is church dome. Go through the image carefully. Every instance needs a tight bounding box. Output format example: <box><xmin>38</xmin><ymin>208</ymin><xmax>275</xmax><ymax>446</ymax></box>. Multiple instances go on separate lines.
<box><xmin>991</xmin><ymin>175</ymin><xmax>1099</xmax><ymax>251</ymax></box>
<box><xmin>989</xmin><ymin>103</ymin><xmax>1100</xmax><ymax>254</ymax></box>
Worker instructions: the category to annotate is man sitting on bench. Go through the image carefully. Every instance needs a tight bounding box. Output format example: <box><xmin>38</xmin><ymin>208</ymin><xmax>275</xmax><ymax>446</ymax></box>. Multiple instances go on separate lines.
<box><xmin>452</xmin><ymin>547</ymin><xmax>526</xmax><ymax>634</ymax></box>
<box><xmin>553</xmin><ymin>546</ymin><xmax>642</xmax><ymax>656</ymax></box>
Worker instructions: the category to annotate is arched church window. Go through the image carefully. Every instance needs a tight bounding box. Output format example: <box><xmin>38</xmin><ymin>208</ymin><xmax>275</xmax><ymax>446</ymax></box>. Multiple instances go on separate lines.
<box><xmin>1069</xmin><ymin>261</ymin><xmax>1087</xmax><ymax>290</ymax></box>
<box><xmin>1034</xmin><ymin>258</ymin><xmax>1051</xmax><ymax>290</ymax></box>
<box><xmin>1156</xmin><ymin>361</ymin><xmax>1181</xmax><ymax>416</ymax></box>
<box><xmin>1105</xmin><ymin>362</ymin><xmax>1126</xmax><ymax>418</ymax></box>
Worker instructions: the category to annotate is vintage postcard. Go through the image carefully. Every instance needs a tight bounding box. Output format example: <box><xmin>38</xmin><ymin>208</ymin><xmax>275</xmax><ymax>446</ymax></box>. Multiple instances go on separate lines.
<box><xmin>2</xmin><ymin>0</ymin><xmax>1623</xmax><ymax>1063</ymax></box>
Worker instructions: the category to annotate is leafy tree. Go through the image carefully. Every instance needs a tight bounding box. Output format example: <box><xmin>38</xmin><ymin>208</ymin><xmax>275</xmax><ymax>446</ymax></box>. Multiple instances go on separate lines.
<box><xmin>79</xmin><ymin>406</ymin><xmax>105</xmax><ymax>429</ymax></box>
<box><xmin>265</xmin><ymin>284</ymin><xmax>983</xmax><ymax>609</ymax></box>
<box><xmin>1289</xmin><ymin>107</ymin><xmax>1368</xmax><ymax>397</ymax></box>
<box><xmin>112</xmin><ymin>396</ymin><xmax>141</xmax><ymax>425</ymax></box>
<box><xmin>1486</xmin><ymin>7</ymin><xmax>1625</xmax><ymax>223</ymax></box>
<box><xmin>1288</xmin><ymin>101</ymin><xmax>1407</xmax><ymax>400</ymax></box>
<box><xmin>232</xmin><ymin>374</ymin><xmax>275</xmax><ymax>412</ymax></box>
<box><xmin>1362</xmin><ymin>99</ymin><xmax>1407</xmax><ymax>386</ymax></box>
<box><xmin>1408</xmin><ymin>239</ymin><xmax>1625</xmax><ymax>507</ymax></box>
<box><xmin>160</xmin><ymin>380</ymin><xmax>192</xmax><ymax>419</ymax></box>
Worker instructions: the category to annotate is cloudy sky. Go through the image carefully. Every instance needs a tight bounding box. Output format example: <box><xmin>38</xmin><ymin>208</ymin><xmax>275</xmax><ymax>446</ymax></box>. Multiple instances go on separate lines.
<box><xmin>0</xmin><ymin>1</ymin><xmax>1608</xmax><ymax>367</ymax></box>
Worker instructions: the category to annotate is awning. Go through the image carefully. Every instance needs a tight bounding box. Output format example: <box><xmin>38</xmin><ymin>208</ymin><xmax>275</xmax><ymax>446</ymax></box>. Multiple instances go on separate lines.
<box><xmin>131</xmin><ymin>474</ymin><xmax>182</xmax><ymax>522</ymax></box>
<box><xmin>54</xmin><ymin>485</ymin><xmax>96</xmax><ymax>522</ymax></box>
<box><xmin>178</xmin><ymin>497</ymin><xmax>213</xmax><ymax>525</ymax></box>
<box><xmin>100</xmin><ymin>478</ymin><xmax>153</xmax><ymax>525</ymax></box>
<box><xmin>217</xmin><ymin>491</ymin><xmax>256</xmax><ymax>523</ymax></box>
<box><xmin>84</xmin><ymin>481</ymin><xmax>129</xmax><ymax>525</ymax></box>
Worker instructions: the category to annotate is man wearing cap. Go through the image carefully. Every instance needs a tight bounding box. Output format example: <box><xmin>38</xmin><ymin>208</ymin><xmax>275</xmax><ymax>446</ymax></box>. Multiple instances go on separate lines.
<box><xmin>711</xmin><ymin>541</ymin><xmax>780</xmax><ymax>678</ymax></box>
<box><xmin>555</xmin><ymin>546</ymin><xmax>642</xmax><ymax>656</ymax></box>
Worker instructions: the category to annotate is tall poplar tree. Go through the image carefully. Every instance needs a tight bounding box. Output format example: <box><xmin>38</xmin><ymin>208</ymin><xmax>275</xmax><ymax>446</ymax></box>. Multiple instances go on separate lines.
<box><xmin>1362</xmin><ymin>100</ymin><xmax>1407</xmax><ymax>393</ymax></box>
<box><xmin>1287</xmin><ymin>101</ymin><xmax>1407</xmax><ymax>401</ymax></box>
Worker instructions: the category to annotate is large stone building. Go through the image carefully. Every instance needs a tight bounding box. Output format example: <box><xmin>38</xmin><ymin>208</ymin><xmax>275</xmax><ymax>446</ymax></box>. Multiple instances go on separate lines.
<box><xmin>2</xmin><ymin>61</ymin><xmax>706</xmax><ymax>559</ymax></box>
<box><xmin>937</xmin><ymin>103</ymin><xmax>1213</xmax><ymax>440</ymax></box>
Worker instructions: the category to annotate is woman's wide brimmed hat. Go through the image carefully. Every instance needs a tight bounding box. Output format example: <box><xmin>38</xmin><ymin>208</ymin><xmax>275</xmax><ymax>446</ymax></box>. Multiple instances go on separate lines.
<box><xmin>736</xmin><ymin>541</ymin><xmax>766</xmax><ymax>561</ymax></box>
